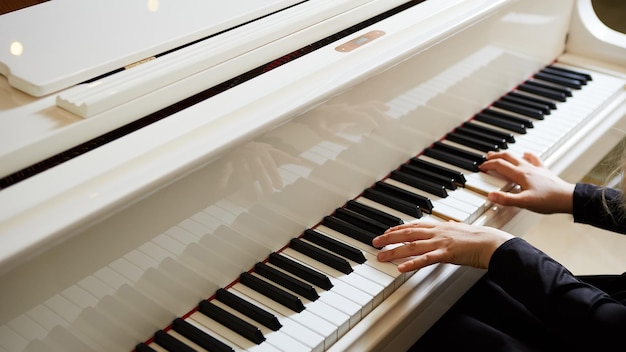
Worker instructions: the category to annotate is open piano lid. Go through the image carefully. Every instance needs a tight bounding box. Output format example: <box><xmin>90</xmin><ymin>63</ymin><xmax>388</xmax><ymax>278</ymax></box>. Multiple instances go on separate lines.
<box><xmin>0</xmin><ymin>0</ymin><xmax>304</xmax><ymax>97</ymax></box>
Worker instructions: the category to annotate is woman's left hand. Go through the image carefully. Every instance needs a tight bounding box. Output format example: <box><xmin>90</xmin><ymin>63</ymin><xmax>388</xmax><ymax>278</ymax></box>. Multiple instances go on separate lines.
<box><xmin>373</xmin><ymin>221</ymin><xmax>514</xmax><ymax>272</ymax></box>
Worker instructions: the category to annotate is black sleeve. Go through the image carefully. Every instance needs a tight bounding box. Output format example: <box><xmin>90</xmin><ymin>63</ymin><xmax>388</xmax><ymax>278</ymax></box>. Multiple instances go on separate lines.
<box><xmin>488</xmin><ymin>237</ymin><xmax>626</xmax><ymax>351</ymax></box>
<box><xmin>572</xmin><ymin>183</ymin><xmax>626</xmax><ymax>234</ymax></box>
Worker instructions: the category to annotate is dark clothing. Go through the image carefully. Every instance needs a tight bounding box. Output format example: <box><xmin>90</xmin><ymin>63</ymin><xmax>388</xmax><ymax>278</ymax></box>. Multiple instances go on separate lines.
<box><xmin>410</xmin><ymin>183</ymin><xmax>626</xmax><ymax>351</ymax></box>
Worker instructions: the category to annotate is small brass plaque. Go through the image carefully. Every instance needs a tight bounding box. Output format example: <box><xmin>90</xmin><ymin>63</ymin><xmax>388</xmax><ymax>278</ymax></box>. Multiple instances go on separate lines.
<box><xmin>335</xmin><ymin>30</ymin><xmax>385</xmax><ymax>52</ymax></box>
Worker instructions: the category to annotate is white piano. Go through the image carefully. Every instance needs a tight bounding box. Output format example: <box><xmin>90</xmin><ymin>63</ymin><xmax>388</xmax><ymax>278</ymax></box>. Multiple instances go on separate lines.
<box><xmin>1</xmin><ymin>0</ymin><xmax>625</xmax><ymax>351</ymax></box>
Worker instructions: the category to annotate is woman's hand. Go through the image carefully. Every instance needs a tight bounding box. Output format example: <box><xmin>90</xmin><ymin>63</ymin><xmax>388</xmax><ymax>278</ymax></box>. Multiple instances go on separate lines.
<box><xmin>479</xmin><ymin>151</ymin><xmax>575</xmax><ymax>214</ymax></box>
<box><xmin>373</xmin><ymin>221</ymin><xmax>513</xmax><ymax>272</ymax></box>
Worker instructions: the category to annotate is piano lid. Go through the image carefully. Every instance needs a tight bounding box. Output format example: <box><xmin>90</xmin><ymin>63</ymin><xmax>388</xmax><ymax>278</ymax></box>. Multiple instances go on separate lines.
<box><xmin>0</xmin><ymin>0</ymin><xmax>305</xmax><ymax>96</ymax></box>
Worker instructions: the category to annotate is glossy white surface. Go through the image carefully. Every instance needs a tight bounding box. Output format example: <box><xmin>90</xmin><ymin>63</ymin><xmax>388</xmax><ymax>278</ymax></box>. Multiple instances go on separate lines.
<box><xmin>0</xmin><ymin>0</ymin><xmax>406</xmax><ymax>180</ymax></box>
<box><xmin>0</xmin><ymin>0</ymin><xmax>625</xmax><ymax>351</ymax></box>
<box><xmin>0</xmin><ymin>0</ymin><xmax>303</xmax><ymax>96</ymax></box>
<box><xmin>567</xmin><ymin>0</ymin><xmax>626</xmax><ymax>68</ymax></box>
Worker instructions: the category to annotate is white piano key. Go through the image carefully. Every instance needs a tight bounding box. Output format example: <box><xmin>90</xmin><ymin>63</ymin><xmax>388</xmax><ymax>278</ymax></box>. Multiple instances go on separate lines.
<box><xmin>229</xmin><ymin>284</ymin><xmax>325</xmax><ymax>351</ymax></box>
<box><xmin>248</xmin><ymin>272</ymin><xmax>342</xmax><ymax>347</ymax></box>
<box><xmin>280</xmin><ymin>249</ymin><xmax>375</xmax><ymax>314</ymax></box>
<box><xmin>230</xmin><ymin>284</ymin><xmax>325</xmax><ymax>351</ymax></box>
<box><xmin>167</xmin><ymin>329</ymin><xmax>215</xmax><ymax>352</ymax></box>
<box><xmin>146</xmin><ymin>342</ymin><xmax>170</xmax><ymax>352</ymax></box>
<box><xmin>382</xmin><ymin>179</ymin><xmax>474</xmax><ymax>222</ymax></box>
<box><xmin>264</xmin><ymin>257</ymin><xmax>362</xmax><ymax>329</ymax></box>
<box><xmin>297</xmin><ymin>236</ymin><xmax>401</xmax><ymax>297</ymax></box>
<box><xmin>312</xmin><ymin>223</ymin><xmax>418</xmax><ymax>282</ymax></box>
<box><xmin>210</xmin><ymin>299</ymin><xmax>311</xmax><ymax>352</ymax></box>
<box><xmin>351</xmin><ymin>197</ymin><xmax>435</xmax><ymax>224</ymax></box>
<box><xmin>235</xmin><ymin>278</ymin><xmax>336</xmax><ymax>345</ymax></box>
<box><xmin>417</xmin><ymin>155</ymin><xmax>507</xmax><ymax>195</ymax></box>
<box><xmin>184</xmin><ymin>313</ymin><xmax>251</xmax><ymax>352</ymax></box>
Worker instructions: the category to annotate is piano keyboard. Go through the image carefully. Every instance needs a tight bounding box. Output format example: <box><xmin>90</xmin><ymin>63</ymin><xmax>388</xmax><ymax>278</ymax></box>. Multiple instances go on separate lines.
<box><xmin>123</xmin><ymin>64</ymin><xmax>624</xmax><ymax>352</ymax></box>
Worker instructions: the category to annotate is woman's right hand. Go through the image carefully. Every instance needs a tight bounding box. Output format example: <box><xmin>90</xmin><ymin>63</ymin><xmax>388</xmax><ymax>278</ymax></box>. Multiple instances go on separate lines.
<box><xmin>479</xmin><ymin>151</ymin><xmax>575</xmax><ymax>214</ymax></box>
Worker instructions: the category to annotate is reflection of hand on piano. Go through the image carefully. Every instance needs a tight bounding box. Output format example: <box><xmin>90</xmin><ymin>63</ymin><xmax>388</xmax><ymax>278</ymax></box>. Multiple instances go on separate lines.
<box><xmin>373</xmin><ymin>221</ymin><xmax>513</xmax><ymax>272</ymax></box>
<box><xmin>479</xmin><ymin>151</ymin><xmax>576</xmax><ymax>214</ymax></box>
<box><xmin>300</xmin><ymin>101</ymin><xmax>391</xmax><ymax>142</ymax></box>
<box><xmin>218</xmin><ymin>141</ymin><xmax>302</xmax><ymax>198</ymax></box>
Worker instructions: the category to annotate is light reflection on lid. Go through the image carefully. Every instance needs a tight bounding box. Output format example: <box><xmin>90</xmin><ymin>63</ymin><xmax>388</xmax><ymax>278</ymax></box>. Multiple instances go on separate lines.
<box><xmin>147</xmin><ymin>0</ymin><xmax>159</xmax><ymax>12</ymax></box>
<box><xmin>10</xmin><ymin>41</ymin><xmax>23</xmax><ymax>56</ymax></box>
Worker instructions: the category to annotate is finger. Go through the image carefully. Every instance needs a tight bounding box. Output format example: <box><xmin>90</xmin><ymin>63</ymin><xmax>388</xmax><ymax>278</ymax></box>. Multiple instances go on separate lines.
<box><xmin>479</xmin><ymin>158</ymin><xmax>525</xmax><ymax>183</ymax></box>
<box><xmin>373</xmin><ymin>225</ymin><xmax>434</xmax><ymax>247</ymax></box>
<box><xmin>376</xmin><ymin>239</ymin><xmax>439</xmax><ymax>264</ymax></box>
<box><xmin>487</xmin><ymin>190</ymin><xmax>529</xmax><ymax>207</ymax></box>
<box><xmin>396</xmin><ymin>248</ymin><xmax>447</xmax><ymax>272</ymax></box>
<box><xmin>485</xmin><ymin>151</ymin><xmax>521</xmax><ymax>165</ymax></box>
<box><xmin>385</xmin><ymin>221</ymin><xmax>436</xmax><ymax>233</ymax></box>
<box><xmin>522</xmin><ymin>152</ymin><xmax>544</xmax><ymax>167</ymax></box>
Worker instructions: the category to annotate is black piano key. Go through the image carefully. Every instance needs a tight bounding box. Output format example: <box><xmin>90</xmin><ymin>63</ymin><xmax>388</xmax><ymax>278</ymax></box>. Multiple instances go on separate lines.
<box><xmin>239</xmin><ymin>271</ymin><xmax>305</xmax><ymax>312</ymax></box>
<box><xmin>303</xmin><ymin>228</ymin><xmax>367</xmax><ymax>264</ymax></box>
<box><xmin>482</xmin><ymin>109</ymin><xmax>534</xmax><ymax>128</ymax></box>
<box><xmin>215</xmin><ymin>288</ymin><xmax>283</xmax><ymax>331</ymax></box>
<box><xmin>500</xmin><ymin>94</ymin><xmax>551</xmax><ymax>114</ymax></box>
<box><xmin>423</xmin><ymin>147</ymin><xmax>480</xmax><ymax>172</ymax></box>
<box><xmin>390</xmin><ymin>169</ymin><xmax>449</xmax><ymax>197</ymax></box>
<box><xmin>334</xmin><ymin>207</ymin><xmax>389</xmax><ymax>235</ymax></box>
<box><xmin>321</xmin><ymin>215</ymin><xmax>379</xmax><ymax>248</ymax></box>
<box><xmin>534</xmin><ymin>71</ymin><xmax>582</xmax><ymax>89</ymax></box>
<box><xmin>268</xmin><ymin>252</ymin><xmax>333</xmax><ymax>291</ymax></box>
<box><xmin>135</xmin><ymin>343</ymin><xmax>158</xmax><ymax>352</ymax></box>
<box><xmin>400</xmin><ymin>163</ymin><xmax>458</xmax><ymax>190</ymax></box>
<box><xmin>409</xmin><ymin>157</ymin><xmax>467</xmax><ymax>186</ymax></box>
<box><xmin>362</xmin><ymin>188</ymin><xmax>423</xmax><ymax>219</ymax></box>
<box><xmin>198</xmin><ymin>300</ymin><xmax>266</xmax><ymax>344</ymax></box>
<box><xmin>454</xmin><ymin>126</ymin><xmax>508</xmax><ymax>150</ymax></box>
<box><xmin>492</xmin><ymin>100</ymin><xmax>544</xmax><ymax>120</ymax></box>
<box><xmin>527</xmin><ymin>79</ymin><xmax>573</xmax><ymax>97</ymax></box>
<box><xmin>154</xmin><ymin>330</ymin><xmax>196</xmax><ymax>352</ymax></box>
<box><xmin>254</xmin><ymin>262</ymin><xmax>319</xmax><ymax>301</ymax></box>
<box><xmin>507</xmin><ymin>91</ymin><xmax>557</xmax><ymax>109</ymax></box>
<box><xmin>518</xmin><ymin>82</ymin><xmax>567</xmax><ymax>102</ymax></box>
<box><xmin>345</xmin><ymin>199</ymin><xmax>404</xmax><ymax>227</ymax></box>
<box><xmin>445</xmin><ymin>131</ymin><xmax>500</xmax><ymax>152</ymax></box>
<box><xmin>290</xmin><ymin>237</ymin><xmax>353</xmax><ymax>275</ymax></box>
<box><xmin>433</xmin><ymin>141</ymin><xmax>487</xmax><ymax>163</ymax></box>
<box><xmin>372</xmin><ymin>181</ymin><xmax>434</xmax><ymax>213</ymax></box>
<box><xmin>541</xmin><ymin>66</ymin><xmax>591</xmax><ymax>82</ymax></box>
<box><xmin>172</xmin><ymin>318</ymin><xmax>236</xmax><ymax>352</ymax></box>
<box><xmin>474</xmin><ymin>112</ymin><xmax>527</xmax><ymax>134</ymax></box>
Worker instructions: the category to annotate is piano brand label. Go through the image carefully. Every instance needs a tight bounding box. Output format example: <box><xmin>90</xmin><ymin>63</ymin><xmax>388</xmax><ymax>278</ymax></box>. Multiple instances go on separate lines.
<box><xmin>336</xmin><ymin>30</ymin><xmax>385</xmax><ymax>52</ymax></box>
